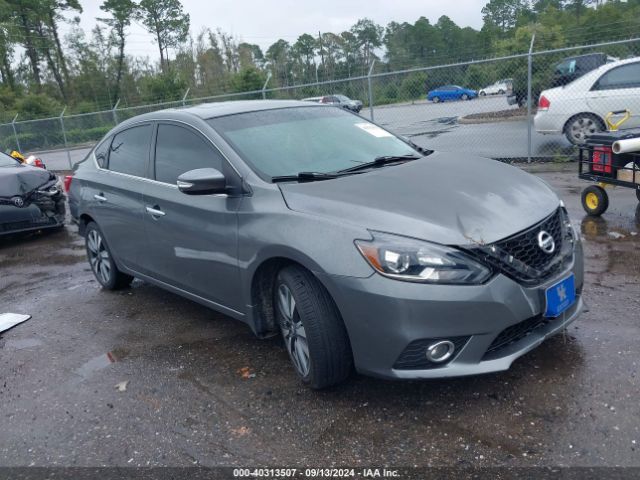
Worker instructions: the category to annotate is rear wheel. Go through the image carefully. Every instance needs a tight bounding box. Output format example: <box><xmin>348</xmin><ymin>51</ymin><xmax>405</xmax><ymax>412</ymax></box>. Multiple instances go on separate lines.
<box><xmin>432</xmin><ymin>96</ymin><xmax>440</xmax><ymax>103</ymax></box>
<box><xmin>479</xmin><ymin>91</ymin><xmax>486</xmax><ymax>96</ymax></box>
<box><xmin>274</xmin><ymin>265</ymin><xmax>352</xmax><ymax>389</ymax></box>
<box><xmin>498</xmin><ymin>89</ymin><xmax>505</xmax><ymax>95</ymax></box>
<box><xmin>565</xmin><ymin>114</ymin><xmax>605</xmax><ymax>145</ymax></box>
<box><xmin>461</xmin><ymin>94</ymin><xmax>469</xmax><ymax>101</ymax></box>
<box><xmin>581</xmin><ymin>185</ymin><xmax>609</xmax><ymax>216</ymax></box>
<box><xmin>85</xmin><ymin>222</ymin><xmax>133</xmax><ymax>290</ymax></box>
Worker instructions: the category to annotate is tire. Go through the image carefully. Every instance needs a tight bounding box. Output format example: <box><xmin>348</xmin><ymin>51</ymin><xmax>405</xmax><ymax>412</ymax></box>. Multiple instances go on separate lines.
<box><xmin>479</xmin><ymin>91</ymin><xmax>486</xmax><ymax>96</ymax></box>
<box><xmin>274</xmin><ymin>265</ymin><xmax>353</xmax><ymax>389</ymax></box>
<box><xmin>85</xmin><ymin>221</ymin><xmax>133</xmax><ymax>290</ymax></box>
<box><xmin>498</xmin><ymin>89</ymin><xmax>505</xmax><ymax>95</ymax></box>
<box><xmin>461</xmin><ymin>94</ymin><xmax>469</xmax><ymax>101</ymax></box>
<box><xmin>432</xmin><ymin>97</ymin><xmax>440</xmax><ymax>103</ymax></box>
<box><xmin>564</xmin><ymin>114</ymin><xmax>605</xmax><ymax>145</ymax></box>
<box><xmin>636</xmin><ymin>188</ymin><xmax>640</xmax><ymax>203</ymax></box>
<box><xmin>581</xmin><ymin>185</ymin><xmax>609</xmax><ymax>216</ymax></box>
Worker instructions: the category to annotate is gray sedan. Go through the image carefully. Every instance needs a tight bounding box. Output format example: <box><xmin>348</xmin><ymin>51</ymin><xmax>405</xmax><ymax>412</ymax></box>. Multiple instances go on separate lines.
<box><xmin>68</xmin><ymin>100</ymin><xmax>584</xmax><ymax>389</ymax></box>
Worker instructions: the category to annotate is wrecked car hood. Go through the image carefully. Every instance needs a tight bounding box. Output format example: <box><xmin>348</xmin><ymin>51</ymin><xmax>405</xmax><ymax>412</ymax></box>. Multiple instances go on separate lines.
<box><xmin>0</xmin><ymin>164</ymin><xmax>56</xmax><ymax>198</ymax></box>
<box><xmin>278</xmin><ymin>152</ymin><xmax>559</xmax><ymax>246</ymax></box>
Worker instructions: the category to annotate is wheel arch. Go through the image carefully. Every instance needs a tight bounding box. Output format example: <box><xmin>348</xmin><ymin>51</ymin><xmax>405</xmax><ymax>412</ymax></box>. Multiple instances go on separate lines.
<box><xmin>247</xmin><ymin>253</ymin><xmax>342</xmax><ymax>338</ymax></box>
<box><xmin>78</xmin><ymin>213</ymin><xmax>96</xmax><ymax>236</ymax></box>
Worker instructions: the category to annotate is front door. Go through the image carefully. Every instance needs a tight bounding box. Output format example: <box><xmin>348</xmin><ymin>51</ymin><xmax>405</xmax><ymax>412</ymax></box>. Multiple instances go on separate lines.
<box><xmin>142</xmin><ymin>122</ymin><xmax>243</xmax><ymax>312</ymax></box>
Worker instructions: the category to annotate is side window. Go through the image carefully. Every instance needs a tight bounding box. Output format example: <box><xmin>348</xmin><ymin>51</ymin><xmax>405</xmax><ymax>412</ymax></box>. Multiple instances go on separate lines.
<box><xmin>94</xmin><ymin>136</ymin><xmax>112</xmax><ymax>168</ymax></box>
<box><xmin>108</xmin><ymin>125</ymin><xmax>152</xmax><ymax>177</ymax></box>
<box><xmin>594</xmin><ymin>63</ymin><xmax>640</xmax><ymax>91</ymax></box>
<box><xmin>154</xmin><ymin>124</ymin><xmax>224</xmax><ymax>184</ymax></box>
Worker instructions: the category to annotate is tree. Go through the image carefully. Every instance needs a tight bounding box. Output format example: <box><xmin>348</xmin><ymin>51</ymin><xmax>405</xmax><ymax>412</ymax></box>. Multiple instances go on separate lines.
<box><xmin>482</xmin><ymin>0</ymin><xmax>529</xmax><ymax>33</ymax></box>
<box><xmin>99</xmin><ymin>0</ymin><xmax>137</xmax><ymax>104</ymax></box>
<box><xmin>350</xmin><ymin>18</ymin><xmax>384</xmax><ymax>74</ymax></box>
<box><xmin>137</xmin><ymin>0</ymin><xmax>190</xmax><ymax>72</ymax></box>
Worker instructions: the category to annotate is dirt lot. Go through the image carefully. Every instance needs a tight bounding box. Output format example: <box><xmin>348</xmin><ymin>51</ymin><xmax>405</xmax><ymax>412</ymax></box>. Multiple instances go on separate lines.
<box><xmin>1</xmin><ymin>168</ymin><xmax>639</xmax><ymax>468</ymax></box>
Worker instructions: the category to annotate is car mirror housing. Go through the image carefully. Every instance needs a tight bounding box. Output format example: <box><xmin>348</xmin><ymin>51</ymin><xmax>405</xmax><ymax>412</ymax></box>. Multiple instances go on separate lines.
<box><xmin>177</xmin><ymin>168</ymin><xmax>227</xmax><ymax>195</ymax></box>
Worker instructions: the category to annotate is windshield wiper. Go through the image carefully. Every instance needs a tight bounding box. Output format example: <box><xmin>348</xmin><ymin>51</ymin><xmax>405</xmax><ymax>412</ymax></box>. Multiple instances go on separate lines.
<box><xmin>336</xmin><ymin>154</ymin><xmax>421</xmax><ymax>174</ymax></box>
<box><xmin>271</xmin><ymin>171</ymin><xmax>342</xmax><ymax>183</ymax></box>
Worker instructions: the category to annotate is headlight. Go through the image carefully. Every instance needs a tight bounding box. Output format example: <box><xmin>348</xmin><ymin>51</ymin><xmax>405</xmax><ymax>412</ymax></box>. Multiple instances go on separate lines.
<box><xmin>355</xmin><ymin>231</ymin><xmax>492</xmax><ymax>284</ymax></box>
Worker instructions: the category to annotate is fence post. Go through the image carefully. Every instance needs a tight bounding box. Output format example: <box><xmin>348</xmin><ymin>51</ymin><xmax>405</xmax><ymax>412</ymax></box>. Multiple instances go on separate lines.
<box><xmin>262</xmin><ymin>71</ymin><xmax>272</xmax><ymax>100</ymax></box>
<box><xmin>527</xmin><ymin>34</ymin><xmax>535</xmax><ymax>163</ymax></box>
<box><xmin>11</xmin><ymin>114</ymin><xmax>21</xmax><ymax>152</ymax></box>
<box><xmin>112</xmin><ymin>98</ymin><xmax>121</xmax><ymax>125</ymax></box>
<box><xmin>182</xmin><ymin>88</ymin><xmax>190</xmax><ymax>106</ymax></box>
<box><xmin>59</xmin><ymin>107</ymin><xmax>73</xmax><ymax>169</ymax></box>
<box><xmin>368</xmin><ymin>60</ymin><xmax>376</xmax><ymax>122</ymax></box>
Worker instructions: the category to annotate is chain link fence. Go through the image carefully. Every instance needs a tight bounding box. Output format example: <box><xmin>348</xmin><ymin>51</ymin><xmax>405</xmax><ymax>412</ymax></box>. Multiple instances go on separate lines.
<box><xmin>1</xmin><ymin>37</ymin><xmax>639</xmax><ymax>171</ymax></box>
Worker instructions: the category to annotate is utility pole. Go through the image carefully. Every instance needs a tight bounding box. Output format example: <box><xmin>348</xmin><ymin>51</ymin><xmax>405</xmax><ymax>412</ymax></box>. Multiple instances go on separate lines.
<box><xmin>318</xmin><ymin>31</ymin><xmax>324</xmax><ymax>82</ymax></box>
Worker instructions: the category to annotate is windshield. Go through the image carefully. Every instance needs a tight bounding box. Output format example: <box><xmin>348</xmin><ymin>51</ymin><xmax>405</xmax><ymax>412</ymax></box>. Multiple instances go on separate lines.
<box><xmin>0</xmin><ymin>152</ymin><xmax>19</xmax><ymax>167</ymax></box>
<box><xmin>208</xmin><ymin>107</ymin><xmax>418</xmax><ymax>179</ymax></box>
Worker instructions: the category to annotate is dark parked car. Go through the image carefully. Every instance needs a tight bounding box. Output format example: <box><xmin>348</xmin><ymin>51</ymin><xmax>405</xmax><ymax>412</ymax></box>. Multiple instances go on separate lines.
<box><xmin>0</xmin><ymin>152</ymin><xmax>65</xmax><ymax>236</ymax></box>
<box><xmin>68</xmin><ymin>100</ymin><xmax>583</xmax><ymax>389</ymax></box>
<box><xmin>427</xmin><ymin>85</ymin><xmax>478</xmax><ymax>102</ymax></box>
<box><xmin>302</xmin><ymin>95</ymin><xmax>363</xmax><ymax>112</ymax></box>
<box><xmin>508</xmin><ymin>52</ymin><xmax>618</xmax><ymax>107</ymax></box>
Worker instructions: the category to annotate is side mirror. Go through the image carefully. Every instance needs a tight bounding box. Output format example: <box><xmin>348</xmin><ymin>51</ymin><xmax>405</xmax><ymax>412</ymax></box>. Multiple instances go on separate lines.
<box><xmin>177</xmin><ymin>168</ymin><xmax>227</xmax><ymax>195</ymax></box>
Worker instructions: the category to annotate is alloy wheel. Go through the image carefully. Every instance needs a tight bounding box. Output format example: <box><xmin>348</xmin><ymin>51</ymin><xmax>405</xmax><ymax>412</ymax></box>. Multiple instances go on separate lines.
<box><xmin>87</xmin><ymin>229</ymin><xmax>111</xmax><ymax>285</ymax></box>
<box><xmin>277</xmin><ymin>283</ymin><xmax>310</xmax><ymax>377</ymax></box>
<box><xmin>569</xmin><ymin>116</ymin><xmax>599</xmax><ymax>144</ymax></box>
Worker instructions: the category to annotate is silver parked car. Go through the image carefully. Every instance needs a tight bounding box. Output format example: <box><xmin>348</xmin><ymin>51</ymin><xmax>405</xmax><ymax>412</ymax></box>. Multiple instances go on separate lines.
<box><xmin>68</xmin><ymin>100</ymin><xmax>584</xmax><ymax>389</ymax></box>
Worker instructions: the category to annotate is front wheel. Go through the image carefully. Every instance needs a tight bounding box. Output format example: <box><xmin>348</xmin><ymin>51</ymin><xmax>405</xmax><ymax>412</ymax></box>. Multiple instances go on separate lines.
<box><xmin>479</xmin><ymin>91</ymin><xmax>486</xmax><ymax>96</ymax></box>
<box><xmin>461</xmin><ymin>94</ymin><xmax>469</xmax><ymax>101</ymax></box>
<box><xmin>581</xmin><ymin>185</ymin><xmax>609</xmax><ymax>216</ymax></box>
<box><xmin>85</xmin><ymin>222</ymin><xmax>133</xmax><ymax>290</ymax></box>
<box><xmin>432</xmin><ymin>97</ymin><xmax>440</xmax><ymax>103</ymax></box>
<box><xmin>275</xmin><ymin>265</ymin><xmax>353</xmax><ymax>389</ymax></box>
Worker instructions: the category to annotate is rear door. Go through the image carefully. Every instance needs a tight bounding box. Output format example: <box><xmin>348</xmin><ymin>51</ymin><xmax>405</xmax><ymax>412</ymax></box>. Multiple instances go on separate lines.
<box><xmin>587</xmin><ymin>62</ymin><xmax>640</xmax><ymax>129</ymax></box>
<box><xmin>88</xmin><ymin>124</ymin><xmax>153</xmax><ymax>273</ymax></box>
<box><xmin>142</xmin><ymin>122</ymin><xmax>243</xmax><ymax>311</ymax></box>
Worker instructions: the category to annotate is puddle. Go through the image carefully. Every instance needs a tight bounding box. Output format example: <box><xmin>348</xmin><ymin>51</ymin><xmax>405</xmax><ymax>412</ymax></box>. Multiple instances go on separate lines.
<box><xmin>73</xmin><ymin>348</ymin><xmax>129</xmax><ymax>380</ymax></box>
<box><xmin>3</xmin><ymin>338</ymin><xmax>43</xmax><ymax>350</ymax></box>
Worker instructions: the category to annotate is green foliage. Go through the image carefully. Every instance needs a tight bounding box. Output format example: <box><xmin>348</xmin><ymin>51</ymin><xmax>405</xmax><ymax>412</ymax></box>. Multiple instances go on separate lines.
<box><xmin>231</xmin><ymin>67</ymin><xmax>265</xmax><ymax>93</ymax></box>
<box><xmin>139</xmin><ymin>73</ymin><xmax>187</xmax><ymax>102</ymax></box>
<box><xmin>15</xmin><ymin>94</ymin><xmax>62</xmax><ymax>118</ymax></box>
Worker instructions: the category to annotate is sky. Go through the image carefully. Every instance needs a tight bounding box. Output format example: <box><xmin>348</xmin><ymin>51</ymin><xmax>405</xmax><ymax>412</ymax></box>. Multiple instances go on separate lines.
<box><xmin>66</xmin><ymin>0</ymin><xmax>488</xmax><ymax>60</ymax></box>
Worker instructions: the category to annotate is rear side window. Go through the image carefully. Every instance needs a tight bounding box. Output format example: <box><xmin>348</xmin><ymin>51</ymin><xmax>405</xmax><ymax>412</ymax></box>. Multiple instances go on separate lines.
<box><xmin>154</xmin><ymin>124</ymin><xmax>224</xmax><ymax>184</ymax></box>
<box><xmin>594</xmin><ymin>63</ymin><xmax>640</xmax><ymax>90</ymax></box>
<box><xmin>108</xmin><ymin>125</ymin><xmax>152</xmax><ymax>177</ymax></box>
<box><xmin>94</xmin><ymin>136</ymin><xmax>112</xmax><ymax>168</ymax></box>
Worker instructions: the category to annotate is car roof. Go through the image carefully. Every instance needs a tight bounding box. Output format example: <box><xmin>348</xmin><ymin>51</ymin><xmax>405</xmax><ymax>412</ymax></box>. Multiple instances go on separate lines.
<box><xmin>117</xmin><ymin>100</ymin><xmax>320</xmax><ymax>128</ymax></box>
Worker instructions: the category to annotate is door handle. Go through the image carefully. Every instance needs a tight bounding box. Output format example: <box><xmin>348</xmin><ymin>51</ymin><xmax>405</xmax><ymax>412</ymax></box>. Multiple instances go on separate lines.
<box><xmin>145</xmin><ymin>206</ymin><xmax>166</xmax><ymax>217</ymax></box>
<box><xmin>94</xmin><ymin>194</ymin><xmax>107</xmax><ymax>202</ymax></box>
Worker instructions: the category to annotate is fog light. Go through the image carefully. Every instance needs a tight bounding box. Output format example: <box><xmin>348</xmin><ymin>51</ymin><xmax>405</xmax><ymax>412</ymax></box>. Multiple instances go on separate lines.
<box><xmin>426</xmin><ymin>340</ymin><xmax>455</xmax><ymax>363</ymax></box>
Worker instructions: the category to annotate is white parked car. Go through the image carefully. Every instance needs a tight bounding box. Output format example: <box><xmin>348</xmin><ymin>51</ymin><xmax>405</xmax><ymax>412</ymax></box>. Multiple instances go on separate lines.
<box><xmin>535</xmin><ymin>57</ymin><xmax>640</xmax><ymax>145</ymax></box>
<box><xmin>479</xmin><ymin>79</ymin><xmax>512</xmax><ymax>96</ymax></box>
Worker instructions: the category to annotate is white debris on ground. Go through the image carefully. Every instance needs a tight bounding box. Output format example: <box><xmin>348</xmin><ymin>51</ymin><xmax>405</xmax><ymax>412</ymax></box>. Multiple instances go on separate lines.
<box><xmin>0</xmin><ymin>313</ymin><xmax>31</xmax><ymax>334</ymax></box>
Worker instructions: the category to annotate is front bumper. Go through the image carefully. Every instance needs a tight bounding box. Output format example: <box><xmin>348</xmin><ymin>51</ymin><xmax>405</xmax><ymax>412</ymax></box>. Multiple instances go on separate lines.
<box><xmin>319</xmin><ymin>244</ymin><xmax>584</xmax><ymax>380</ymax></box>
<box><xmin>0</xmin><ymin>199</ymin><xmax>65</xmax><ymax>236</ymax></box>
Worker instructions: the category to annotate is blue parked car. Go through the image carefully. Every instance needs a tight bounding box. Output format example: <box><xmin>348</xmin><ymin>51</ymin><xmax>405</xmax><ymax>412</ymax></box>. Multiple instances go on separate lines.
<box><xmin>427</xmin><ymin>85</ymin><xmax>478</xmax><ymax>103</ymax></box>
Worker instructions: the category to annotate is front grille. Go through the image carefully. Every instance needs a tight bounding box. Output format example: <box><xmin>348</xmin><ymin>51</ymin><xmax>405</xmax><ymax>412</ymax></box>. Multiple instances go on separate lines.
<box><xmin>468</xmin><ymin>208</ymin><xmax>574</xmax><ymax>286</ymax></box>
<box><xmin>394</xmin><ymin>336</ymin><xmax>469</xmax><ymax>370</ymax></box>
<box><xmin>483</xmin><ymin>315</ymin><xmax>556</xmax><ymax>360</ymax></box>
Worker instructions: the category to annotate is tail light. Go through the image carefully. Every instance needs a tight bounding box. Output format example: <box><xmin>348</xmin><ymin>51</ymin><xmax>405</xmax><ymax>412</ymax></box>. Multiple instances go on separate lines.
<box><xmin>592</xmin><ymin>146</ymin><xmax>612</xmax><ymax>174</ymax></box>
<box><xmin>63</xmin><ymin>175</ymin><xmax>73</xmax><ymax>193</ymax></box>
<box><xmin>25</xmin><ymin>155</ymin><xmax>46</xmax><ymax>168</ymax></box>
<box><xmin>538</xmin><ymin>95</ymin><xmax>551</xmax><ymax>110</ymax></box>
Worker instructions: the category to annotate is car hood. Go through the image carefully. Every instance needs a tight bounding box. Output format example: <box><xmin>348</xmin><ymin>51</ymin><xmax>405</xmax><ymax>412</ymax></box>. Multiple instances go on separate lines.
<box><xmin>278</xmin><ymin>152</ymin><xmax>559</xmax><ymax>246</ymax></box>
<box><xmin>0</xmin><ymin>164</ymin><xmax>56</xmax><ymax>198</ymax></box>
